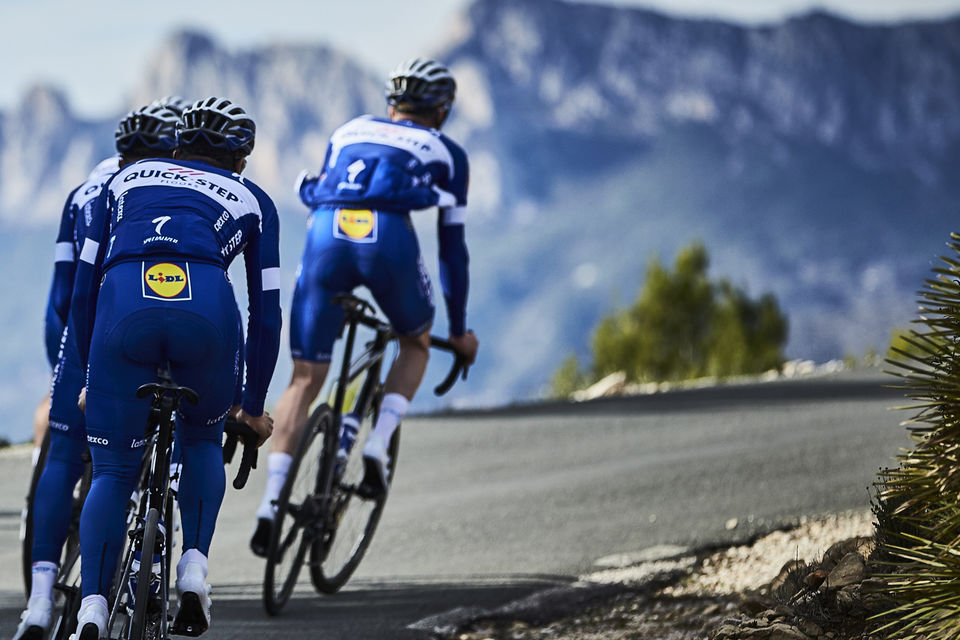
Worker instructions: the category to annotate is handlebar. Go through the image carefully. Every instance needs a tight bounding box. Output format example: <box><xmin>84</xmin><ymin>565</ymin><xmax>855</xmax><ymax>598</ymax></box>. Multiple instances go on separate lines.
<box><xmin>222</xmin><ymin>418</ymin><xmax>259</xmax><ymax>490</ymax></box>
<box><xmin>430</xmin><ymin>336</ymin><xmax>468</xmax><ymax>396</ymax></box>
<box><xmin>333</xmin><ymin>293</ymin><xmax>471</xmax><ymax>396</ymax></box>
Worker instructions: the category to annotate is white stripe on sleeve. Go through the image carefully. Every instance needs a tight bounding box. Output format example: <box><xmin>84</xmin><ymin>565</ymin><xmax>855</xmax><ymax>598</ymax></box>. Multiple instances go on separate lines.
<box><xmin>440</xmin><ymin>206</ymin><xmax>467</xmax><ymax>226</ymax></box>
<box><xmin>78</xmin><ymin>239</ymin><xmax>100</xmax><ymax>264</ymax></box>
<box><xmin>55</xmin><ymin>242</ymin><xmax>75</xmax><ymax>263</ymax></box>
<box><xmin>432</xmin><ymin>186</ymin><xmax>458</xmax><ymax>209</ymax></box>
<box><xmin>261</xmin><ymin>267</ymin><xmax>281</xmax><ymax>291</ymax></box>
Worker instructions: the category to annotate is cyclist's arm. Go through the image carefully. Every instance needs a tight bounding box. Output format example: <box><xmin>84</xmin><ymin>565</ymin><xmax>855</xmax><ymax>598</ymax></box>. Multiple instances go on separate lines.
<box><xmin>240</xmin><ymin>203</ymin><xmax>282</xmax><ymax>417</ymax></box>
<box><xmin>295</xmin><ymin>143</ymin><xmax>333</xmax><ymax>209</ymax></box>
<box><xmin>69</xmin><ymin>189</ymin><xmax>110</xmax><ymax>369</ymax></box>
<box><xmin>44</xmin><ymin>189</ymin><xmax>80</xmax><ymax>367</ymax></box>
<box><xmin>437</xmin><ymin>207</ymin><xmax>469</xmax><ymax>337</ymax></box>
<box><xmin>435</xmin><ymin>143</ymin><xmax>470</xmax><ymax>338</ymax></box>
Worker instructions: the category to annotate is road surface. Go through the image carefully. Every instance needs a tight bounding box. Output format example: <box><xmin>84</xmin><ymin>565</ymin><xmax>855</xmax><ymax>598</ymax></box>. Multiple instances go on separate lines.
<box><xmin>0</xmin><ymin>373</ymin><xmax>910</xmax><ymax>638</ymax></box>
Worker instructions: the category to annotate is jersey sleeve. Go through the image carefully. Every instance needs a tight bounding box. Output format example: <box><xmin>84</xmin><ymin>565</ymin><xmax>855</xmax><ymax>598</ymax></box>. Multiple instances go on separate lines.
<box><xmin>69</xmin><ymin>187</ymin><xmax>111</xmax><ymax>369</ymax></box>
<box><xmin>240</xmin><ymin>197</ymin><xmax>282</xmax><ymax>416</ymax></box>
<box><xmin>436</xmin><ymin>142</ymin><xmax>470</xmax><ymax>336</ymax></box>
<box><xmin>297</xmin><ymin>142</ymin><xmax>334</xmax><ymax>210</ymax></box>
<box><xmin>45</xmin><ymin>188</ymin><xmax>80</xmax><ymax>366</ymax></box>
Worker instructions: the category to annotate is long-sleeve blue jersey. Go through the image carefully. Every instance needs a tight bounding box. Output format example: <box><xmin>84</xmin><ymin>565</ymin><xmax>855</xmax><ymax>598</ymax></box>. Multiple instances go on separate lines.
<box><xmin>44</xmin><ymin>156</ymin><xmax>120</xmax><ymax>368</ymax></box>
<box><xmin>71</xmin><ymin>158</ymin><xmax>282</xmax><ymax>416</ymax></box>
<box><xmin>299</xmin><ymin>115</ymin><xmax>471</xmax><ymax>335</ymax></box>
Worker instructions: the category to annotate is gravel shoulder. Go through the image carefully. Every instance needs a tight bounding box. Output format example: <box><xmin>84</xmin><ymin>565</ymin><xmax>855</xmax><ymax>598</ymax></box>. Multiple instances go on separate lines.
<box><xmin>443</xmin><ymin>510</ymin><xmax>877</xmax><ymax>640</ymax></box>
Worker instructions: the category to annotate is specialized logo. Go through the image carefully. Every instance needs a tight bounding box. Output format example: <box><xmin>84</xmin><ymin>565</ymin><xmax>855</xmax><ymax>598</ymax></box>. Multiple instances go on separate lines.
<box><xmin>335</xmin><ymin>209</ymin><xmax>377</xmax><ymax>243</ymax></box>
<box><xmin>143</xmin><ymin>215</ymin><xmax>179</xmax><ymax>246</ymax></box>
<box><xmin>337</xmin><ymin>158</ymin><xmax>372</xmax><ymax>192</ymax></box>
<box><xmin>142</xmin><ymin>262</ymin><xmax>192</xmax><ymax>301</ymax></box>
<box><xmin>347</xmin><ymin>159</ymin><xmax>366</xmax><ymax>183</ymax></box>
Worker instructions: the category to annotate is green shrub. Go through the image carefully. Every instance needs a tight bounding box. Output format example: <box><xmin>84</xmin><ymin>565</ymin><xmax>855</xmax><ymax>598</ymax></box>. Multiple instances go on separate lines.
<box><xmin>553</xmin><ymin>242</ymin><xmax>787</xmax><ymax>397</ymax></box>
<box><xmin>873</xmin><ymin>233</ymin><xmax>960</xmax><ymax>639</ymax></box>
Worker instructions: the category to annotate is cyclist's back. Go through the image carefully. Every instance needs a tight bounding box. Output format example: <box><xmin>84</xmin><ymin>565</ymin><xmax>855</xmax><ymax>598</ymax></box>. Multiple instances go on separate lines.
<box><xmin>69</xmin><ymin>97</ymin><xmax>280</xmax><ymax>640</ymax></box>
<box><xmin>12</xmin><ymin>101</ymin><xmax>187</xmax><ymax>640</ymax></box>
<box><xmin>251</xmin><ymin>58</ymin><xmax>478</xmax><ymax>553</ymax></box>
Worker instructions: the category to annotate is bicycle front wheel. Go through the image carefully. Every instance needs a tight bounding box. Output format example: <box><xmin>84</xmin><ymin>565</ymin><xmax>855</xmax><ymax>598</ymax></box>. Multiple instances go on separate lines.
<box><xmin>309</xmin><ymin>409</ymin><xmax>399</xmax><ymax>594</ymax></box>
<box><xmin>263</xmin><ymin>404</ymin><xmax>334</xmax><ymax>615</ymax></box>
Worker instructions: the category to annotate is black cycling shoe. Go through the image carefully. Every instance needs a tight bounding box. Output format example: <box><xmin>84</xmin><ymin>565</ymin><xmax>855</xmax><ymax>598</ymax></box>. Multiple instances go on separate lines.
<box><xmin>78</xmin><ymin>622</ymin><xmax>100</xmax><ymax>640</ymax></box>
<box><xmin>171</xmin><ymin>591</ymin><xmax>209</xmax><ymax>637</ymax></box>
<box><xmin>14</xmin><ymin>625</ymin><xmax>44</xmax><ymax>640</ymax></box>
<box><xmin>249</xmin><ymin>517</ymin><xmax>272</xmax><ymax>557</ymax></box>
<box><xmin>358</xmin><ymin>455</ymin><xmax>388</xmax><ymax>500</ymax></box>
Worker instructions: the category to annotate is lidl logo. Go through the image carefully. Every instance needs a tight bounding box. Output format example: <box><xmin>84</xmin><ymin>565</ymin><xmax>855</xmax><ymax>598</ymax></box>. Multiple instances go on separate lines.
<box><xmin>337</xmin><ymin>209</ymin><xmax>376</xmax><ymax>240</ymax></box>
<box><xmin>144</xmin><ymin>263</ymin><xmax>188</xmax><ymax>298</ymax></box>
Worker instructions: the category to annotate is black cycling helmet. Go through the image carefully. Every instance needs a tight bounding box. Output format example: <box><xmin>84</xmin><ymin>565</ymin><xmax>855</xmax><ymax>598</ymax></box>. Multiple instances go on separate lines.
<box><xmin>150</xmin><ymin>95</ymin><xmax>191</xmax><ymax>117</ymax></box>
<box><xmin>178</xmin><ymin>97</ymin><xmax>256</xmax><ymax>156</ymax></box>
<box><xmin>385</xmin><ymin>58</ymin><xmax>456</xmax><ymax>111</ymax></box>
<box><xmin>114</xmin><ymin>104</ymin><xmax>180</xmax><ymax>153</ymax></box>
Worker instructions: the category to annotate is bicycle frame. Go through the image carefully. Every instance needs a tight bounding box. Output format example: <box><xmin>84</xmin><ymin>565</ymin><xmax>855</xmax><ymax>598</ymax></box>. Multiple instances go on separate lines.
<box><xmin>318</xmin><ymin>300</ymin><xmax>394</xmax><ymax>506</ymax></box>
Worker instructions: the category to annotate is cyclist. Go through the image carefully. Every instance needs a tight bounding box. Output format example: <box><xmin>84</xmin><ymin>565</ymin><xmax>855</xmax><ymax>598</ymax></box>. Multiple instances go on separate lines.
<box><xmin>250</xmin><ymin>57</ymin><xmax>478</xmax><ymax>554</ymax></box>
<box><xmin>13</xmin><ymin>103</ymin><xmax>182</xmax><ymax>640</ymax></box>
<box><xmin>68</xmin><ymin>97</ymin><xmax>281</xmax><ymax>639</ymax></box>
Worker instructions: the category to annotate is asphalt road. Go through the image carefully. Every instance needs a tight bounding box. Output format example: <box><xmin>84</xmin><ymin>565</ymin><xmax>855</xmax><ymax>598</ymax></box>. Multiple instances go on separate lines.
<box><xmin>0</xmin><ymin>373</ymin><xmax>911</xmax><ymax>639</ymax></box>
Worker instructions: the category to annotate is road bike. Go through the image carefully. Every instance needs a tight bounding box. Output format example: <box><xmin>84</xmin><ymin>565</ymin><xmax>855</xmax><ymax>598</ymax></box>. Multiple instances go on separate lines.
<box><xmin>262</xmin><ymin>294</ymin><xmax>466</xmax><ymax>615</ymax></box>
<box><xmin>47</xmin><ymin>367</ymin><xmax>259</xmax><ymax>640</ymax></box>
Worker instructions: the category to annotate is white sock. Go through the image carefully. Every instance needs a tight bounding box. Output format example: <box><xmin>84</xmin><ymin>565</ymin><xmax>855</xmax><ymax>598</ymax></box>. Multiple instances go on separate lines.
<box><xmin>29</xmin><ymin>561</ymin><xmax>58</xmax><ymax>602</ymax></box>
<box><xmin>369</xmin><ymin>393</ymin><xmax>409</xmax><ymax>446</ymax></box>
<box><xmin>256</xmin><ymin>452</ymin><xmax>292</xmax><ymax>520</ymax></box>
<box><xmin>178</xmin><ymin>548</ymin><xmax>208</xmax><ymax>578</ymax></box>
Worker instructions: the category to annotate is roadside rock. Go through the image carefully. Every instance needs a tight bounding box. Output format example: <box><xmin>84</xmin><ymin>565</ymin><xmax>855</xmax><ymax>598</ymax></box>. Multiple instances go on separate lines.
<box><xmin>824</xmin><ymin>553</ymin><xmax>865</xmax><ymax>590</ymax></box>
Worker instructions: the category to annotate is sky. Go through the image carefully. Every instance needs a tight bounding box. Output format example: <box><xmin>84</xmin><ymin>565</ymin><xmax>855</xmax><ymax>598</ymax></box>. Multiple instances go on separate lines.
<box><xmin>3</xmin><ymin>0</ymin><xmax>960</xmax><ymax>118</ymax></box>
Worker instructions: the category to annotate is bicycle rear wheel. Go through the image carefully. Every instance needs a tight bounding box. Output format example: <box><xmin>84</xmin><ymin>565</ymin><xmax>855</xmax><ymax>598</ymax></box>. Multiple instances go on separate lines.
<box><xmin>130</xmin><ymin>507</ymin><xmax>162</xmax><ymax>640</ymax></box>
<box><xmin>263</xmin><ymin>404</ymin><xmax>334</xmax><ymax>615</ymax></box>
<box><xmin>309</xmin><ymin>406</ymin><xmax>399</xmax><ymax>594</ymax></box>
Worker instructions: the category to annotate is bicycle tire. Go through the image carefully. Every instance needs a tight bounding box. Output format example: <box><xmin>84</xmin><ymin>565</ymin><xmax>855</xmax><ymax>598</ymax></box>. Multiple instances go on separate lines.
<box><xmin>263</xmin><ymin>404</ymin><xmax>334</xmax><ymax>615</ymax></box>
<box><xmin>309</xmin><ymin>402</ymin><xmax>398</xmax><ymax>594</ymax></box>
<box><xmin>21</xmin><ymin>429</ymin><xmax>50</xmax><ymax>597</ymax></box>
<box><xmin>50</xmin><ymin>582</ymin><xmax>80</xmax><ymax>640</ymax></box>
<box><xmin>130</xmin><ymin>507</ymin><xmax>161</xmax><ymax>640</ymax></box>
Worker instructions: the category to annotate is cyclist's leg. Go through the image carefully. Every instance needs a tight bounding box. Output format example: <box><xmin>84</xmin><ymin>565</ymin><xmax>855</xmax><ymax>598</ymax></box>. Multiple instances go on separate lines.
<box><xmin>252</xmin><ymin>215</ymin><xmax>353</xmax><ymax>539</ymax></box>
<box><xmin>15</xmin><ymin>333</ymin><xmax>89</xmax><ymax>638</ymax></box>
<box><xmin>252</xmin><ymin>359</ymin><xmax>328</xmax><ymax>541</ymax></box>
<box><xmin>76</xmin><ymin>265</ymin><xmax>166</xmax><ymax>635</ymax></box>
<box><xmin>32</xmin><ymin>393</ymin><xmax>49</xmax><ymax>462</ymax></box>
<box><xmin>278</xmin><ymin>210</ymin><xmax>356</xmax><ymax>455</ymax></box>
<box><xmin>361</xmin><ymin>214</ymin><xmax>436</xmax><ymax>491</ymax></box>
<box><xmin>167</xmin><ymin>305</ymin><xmax>238</xmax><ymax>560</ymax></box>
<box><xmin>162</xmin><ymin>263</ymin><xmax>242</xmax><ymax>633</ymax></box>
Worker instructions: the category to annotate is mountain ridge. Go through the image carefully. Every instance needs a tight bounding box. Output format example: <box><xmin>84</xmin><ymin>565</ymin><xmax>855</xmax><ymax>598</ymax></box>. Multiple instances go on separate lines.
<box><xmin>1</xmin><ymin>0</ymin><xmax>958</xmax><ymax>438</ymax></box>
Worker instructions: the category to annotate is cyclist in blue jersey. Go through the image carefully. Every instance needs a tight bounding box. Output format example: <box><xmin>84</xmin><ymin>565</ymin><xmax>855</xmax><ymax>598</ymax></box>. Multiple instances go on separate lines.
<box><xmin>68</xmin><ymin>97</ymin><xmax>281</xmax><ymax>640</ymax></box>
<box><xmin>13</xmin><ymin>103</ymin><xmax>183</xmax><ymax>640</ymax></box>
<box><xmin>33</xmin><ymin>97</ymin><xmax>191</xmax><ymax>459</ymax></box>
<box><xmin>250</xmin><ymin>58</ymin><xmax>478</xmax><ymax>554</ymax></box>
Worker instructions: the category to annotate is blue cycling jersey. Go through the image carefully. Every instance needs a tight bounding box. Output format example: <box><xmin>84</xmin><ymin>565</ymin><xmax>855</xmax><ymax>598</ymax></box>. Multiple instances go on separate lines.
<box><xmin>71</xmin><ymin>158</ymin><xmax>281</xmax><ymax>415</ymax></box>
<box><xmin>297</xmin><ymin>116</ymin><xmax>471</xmax><ymax>335</ymax></box>
<box><xmin>44</xmin><ymin>156</ymin><xmax>120</xmax><ymax>367</ymax></box>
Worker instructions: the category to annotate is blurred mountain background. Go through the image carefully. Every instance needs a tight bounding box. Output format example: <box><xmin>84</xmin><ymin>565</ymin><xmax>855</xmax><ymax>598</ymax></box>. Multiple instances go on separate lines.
<box><xmin>2</xmin><ymin>0</ymin><xmax>959</xmax><ymax>441</ymax></box>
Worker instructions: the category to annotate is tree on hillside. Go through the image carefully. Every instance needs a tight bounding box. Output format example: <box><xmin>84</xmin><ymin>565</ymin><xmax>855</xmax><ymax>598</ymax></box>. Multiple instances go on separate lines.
<box><xmin>552</xmin><ymin>242</ymin><xmax>787</xmax><ymax>396</ymax></box>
